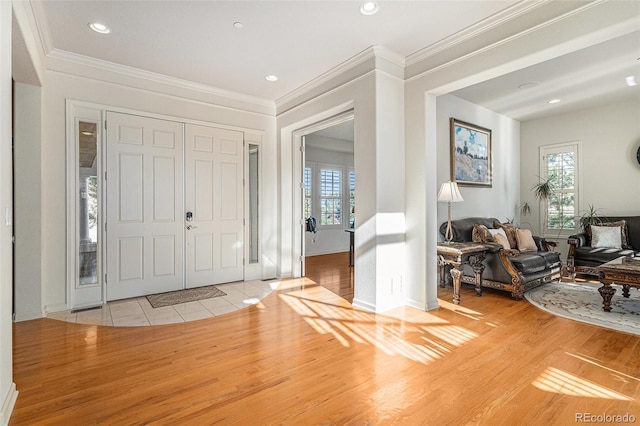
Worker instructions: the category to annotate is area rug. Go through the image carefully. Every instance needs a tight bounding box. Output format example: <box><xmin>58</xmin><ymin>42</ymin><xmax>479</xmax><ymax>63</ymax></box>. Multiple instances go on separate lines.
<box><xmin>525</xmin><ymin>281</ymin><xmax>640</xmax><ymax>335</ymax></box>
<box><xmin>146</xmin><ymin>285</ymin><xmax>226</xmax><ymax>308</ymax></box>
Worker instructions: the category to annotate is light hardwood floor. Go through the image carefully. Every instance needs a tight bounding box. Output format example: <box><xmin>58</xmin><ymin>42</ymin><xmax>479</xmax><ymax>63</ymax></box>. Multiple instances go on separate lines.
<box><xmin>10</xmin><ymin>254</ymin><xmax>640</xmax><ymax>425</ymax></box>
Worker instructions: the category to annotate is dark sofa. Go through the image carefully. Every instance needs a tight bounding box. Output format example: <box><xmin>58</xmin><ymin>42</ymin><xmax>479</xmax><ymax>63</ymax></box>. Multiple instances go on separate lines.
<box><xmin>440</xmin><ymin>217</ymin><xmax>561</xmax><ymax>300</ymax></box>
<box><xmin>567</xmin><ymin>215</ymin><xmax>640</xmax><ymax>277</ymax></box>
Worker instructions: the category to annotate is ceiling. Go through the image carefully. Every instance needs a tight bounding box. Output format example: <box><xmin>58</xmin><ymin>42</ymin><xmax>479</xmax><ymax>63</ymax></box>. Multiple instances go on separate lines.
<box><xmin>31</xmin><ymin>1</ymin><xmax>640</xmax><ymax>121</ymax></box>
<box><xmin>452</xmin><ymin>30</ymin><xmax>640</xmax><ymax>121</ymax></box>
<box><xmin>34</xmin><ymin>1</ymin><xmax>518</xmax><ymax>101</ymax></box>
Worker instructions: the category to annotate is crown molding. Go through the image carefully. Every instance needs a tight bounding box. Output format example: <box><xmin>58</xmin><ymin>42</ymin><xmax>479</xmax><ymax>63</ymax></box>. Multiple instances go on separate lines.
<box><xmin>276</xmin><ymin>46</ymin><xmax>377</xmax><ymax>108</ymax></box>
<box><xmin>405</xmin><ymin>0</ymin><xmax>627</xmax><ymax>84</ymax></box>
<box><xmin>372</xmin><ymin>46</ymin><xmax>405</xmax><ymax>69</ymax></box>
<box><xmin>46</xmin><ymin>49</ymin><xmax>275</xmax><ymax>111</ymax></box>
<box><xmin>275</xmin><ymin>45</ymin><xmax>404</xmax><ymax>111</ymax></box>
<box><xmin>28</xmin><ymin>0</ymin><xmax>53</xmax><ymax>55</ymax></box>
<box><xmin>12</xmin><ymin>0</ymin><xmax>47</xmax><ymax>85</ymax></box>
<box><xmin>405</xmin><ymin>0</ymin><xmax>549</xmax><ymax>68</ymax></box>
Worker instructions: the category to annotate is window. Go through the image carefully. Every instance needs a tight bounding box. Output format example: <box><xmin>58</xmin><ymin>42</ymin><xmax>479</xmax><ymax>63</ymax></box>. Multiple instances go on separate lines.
<box><xmin>304</xmin><ymin>162</ymin><xmax>354</xmax><ymax>229</ymax></box>
<box><xmin>349</xmin><ymin>169</ymin><xmax>355</xmax><ymax>228</ymax></box>
<box><xmin>540</xmin><ymin>142</ymin><xmax>579</xmax><ymax>233</ymax></box>
<box><xmin>304</xmin><ymin>166</ymin><xmax>312</xmax><ymax>219</ymax></box>
<box><xmin>319</xmin><ymin>167</ymin><xmax>342</xmax><ymax>226</ymax></box>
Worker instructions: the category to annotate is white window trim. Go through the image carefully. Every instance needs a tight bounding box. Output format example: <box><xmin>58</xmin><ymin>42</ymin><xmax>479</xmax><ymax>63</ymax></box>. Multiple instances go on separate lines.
<box><xmin>304</xmin><ymin>162</ymin><xmax>315</xmax><ymax>220</ymax></box>
<box><xmin>348</xmin><ymin>166</ymin><xmax>355</xmax><ymax>229</ymax></box>
<box><xmin>539</xmin><ymin>141</ymin><xmax>581</xmax><ymax>238</ymax></box>
<box><xmin>316</xmin><ymin>163</ymin><xmax>345</xmax><ymax>230</ymax></box>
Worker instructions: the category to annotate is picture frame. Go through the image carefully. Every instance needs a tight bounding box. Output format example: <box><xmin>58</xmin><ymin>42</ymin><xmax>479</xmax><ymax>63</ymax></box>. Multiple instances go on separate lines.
<box><xmin>449</xmin><ymin>118</ymin><xmax>492</xmax><ymax>187</ymax></box>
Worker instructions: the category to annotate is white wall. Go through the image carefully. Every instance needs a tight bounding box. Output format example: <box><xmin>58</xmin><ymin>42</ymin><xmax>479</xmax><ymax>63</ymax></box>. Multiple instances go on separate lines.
<box><xmin>34</xmin><ymin>70</ymin><xmax>277</xmax><ymax>313</ymax></box>
<box><xmin>304</xmin><ymin>141</ymin><xmax>353</xmax><ymax>256</ymax></box>
<box><xmin>436</xmin><ymin>94</ymin><xmax>521</xmax><ymax>231</ymax></box>
<box><xmin>521</xmin><ymin>99</ymin><xmax>640</xmax><ymax>259</ymax></box>
<box><xmin>0</xmin><ymin>3</ymin><xmax>17</xmax><ymax>424</ymax></box>
<box><xmin>13</xmin><ymin>83</ymin><xmax>43</xmax><ymax>321</ymax></box>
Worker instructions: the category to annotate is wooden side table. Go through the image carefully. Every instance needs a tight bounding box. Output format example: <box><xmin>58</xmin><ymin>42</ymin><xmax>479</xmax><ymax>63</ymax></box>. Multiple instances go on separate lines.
<box><xmin>437</xmin><ymin>242</ymin><xmax>489</xmax><ymax>305</ymax></box>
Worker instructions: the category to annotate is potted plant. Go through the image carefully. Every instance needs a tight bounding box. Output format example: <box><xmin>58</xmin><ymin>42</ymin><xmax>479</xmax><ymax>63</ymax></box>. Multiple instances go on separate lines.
<box><xmin>532</xmin><ymin>174</ymin><xmax>554</xmax><ymax>203</ymax></box>
<box><xmin>579</xmin><ymin>204</ymin><xmax>602</xmax><ymax>231</ymax></box>
<box><xmin>529</xmin><ymin>174</ymin><xmax>555</xmax><ymax>233</ymax></box>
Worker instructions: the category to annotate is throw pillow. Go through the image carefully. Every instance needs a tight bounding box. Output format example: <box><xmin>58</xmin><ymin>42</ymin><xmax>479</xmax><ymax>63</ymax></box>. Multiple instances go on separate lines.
<box><xmin>591</xmin><ymin>225</ymin><xmax>622</xmax><ymax>249</ymax></box>
<box><xmin>472</xmin><ymin>224</ymin><xmax>495</xmax><ymax>243</ymax></box>
<box><xmin>493</xmin><ymin>221</ymin><xmax>518</xmax><ymax>249</ymax></box>
<box><xmin>585</xmin><ymin>220</ymin><xmax>631</xmax><ymax>250</ymax></box>
<box><xmin>516</xmin><ymin>228</ymin><xmax>537</xmax><ymax>252</ymax></box>
<box><xmin>492</xmin><ymin>232</ymin><xmax>511</xmax><ymax>250</ymax></box>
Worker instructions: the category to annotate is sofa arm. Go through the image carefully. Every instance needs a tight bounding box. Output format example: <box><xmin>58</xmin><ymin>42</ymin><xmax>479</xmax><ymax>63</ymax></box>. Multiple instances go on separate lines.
<box><xmin>498</xmin><ymin>249</ymin><xmax>526</xmax><ymax>290</ymax></box>
<box><xmin>533</xmin><ymin>236</ymin><xmax>557</xmax><ymax>252</ymax></box>
<box><xmin>568</xmin><ymin>233</ymin><xmax>588</xmax><ymax>248</ymax></box>
<box><xmin>567</xmin><ymin>232</ymin><xmax>588</xmax><ymax>279</ymax></box>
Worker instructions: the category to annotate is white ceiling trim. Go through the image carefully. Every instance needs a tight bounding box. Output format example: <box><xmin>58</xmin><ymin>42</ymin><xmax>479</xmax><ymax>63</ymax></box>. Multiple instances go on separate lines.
<box><xmin>404</xmin><ymin>0</ymin><xmax>639</xmax><ymax>87</ymax></box>
<box><xmin>12</xmin><ymin>0</ymin><xmax>46</xmax><ymax>85</ymax></box>
<box><xmin>405</xmin><ymin>0</ymin><xmax>546</xmax><ymax>68</ymax></box>
<box><xmin>46</xmin><ymin>48</ymin><xmax>275</xmax><ymax>110</ymax></box>
<box><xmin>275</xmin><ymin>45</ymin><xmax>399</xmax><ymax>111</ymax></box>
<box><xmin>27</xmin><ymin>0</ymin><xmax>274</xmax><ymax>112</ymax></box>
<box><xmin>28</xmin><ymin>0</ymin><xmax>53</xmax><ymax>56</ymax></box>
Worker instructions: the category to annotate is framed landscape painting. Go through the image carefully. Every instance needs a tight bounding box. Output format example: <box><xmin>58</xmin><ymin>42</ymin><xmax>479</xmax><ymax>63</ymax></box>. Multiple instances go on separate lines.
<box><xmin>450</xmin><ymin>118</ymin><xmax>492</xmax><ymax>187</ymax></box>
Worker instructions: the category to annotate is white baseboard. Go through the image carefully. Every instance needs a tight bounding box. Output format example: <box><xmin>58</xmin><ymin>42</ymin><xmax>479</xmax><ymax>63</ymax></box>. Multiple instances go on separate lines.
<box><xmin>44</xmin><ymin>303</ymin><xmax>68</xmax><ymax>314</ymax></box>
<box><xmin>405</xmin><ymin>297</ymin><xmax>440</xmax><ymax>312</ymax></box>
<box><xmin>352</xmin><ymin>298</ymin><xmax>376</xmax><ymax>313</ymax></box>
<box><xmin>13</xmin><ymin>311</ymin><xmax>44</xmax><ymax>322</ymax></box>
<box><xmin>0</xmin><ymin>382</ymin><xmax>18</xmax><ymax>426</ymax></box>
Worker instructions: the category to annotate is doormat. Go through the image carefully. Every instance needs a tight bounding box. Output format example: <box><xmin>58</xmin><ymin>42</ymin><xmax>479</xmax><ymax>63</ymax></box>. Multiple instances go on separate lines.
<box><xmin>146</xmin><ymin>285</ymin><xmax>227</xmax><ymax>308</ymax></box>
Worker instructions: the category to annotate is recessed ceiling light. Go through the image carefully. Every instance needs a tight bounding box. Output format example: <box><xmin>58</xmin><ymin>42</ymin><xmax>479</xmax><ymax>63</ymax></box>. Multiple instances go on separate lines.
<box><xmin>518</xmin><ymin>81</ymin><xmax>540</xmax><ymax>90</ymax></box>
<box><xmin>88</xmin><ymin>22</ymin><xmax>111</xmax><ymax>34</ymax></box>
<box><xmin>233</xmin><ymin>22</ymin><xmax>244</xmax><ymax>29</ymax></box>
<box><xmin>360</xmin><ymin>2</ymin><xmax>379</xmax><ymax>15</ymax></box>
<box><xmin>548</xmin><ymin>99</ymin><xmax>561</xmax><ymax>104</ymax></box>
<box><xmin>626</xmin><ymin>76</ymin><xmax>637</xmax><ymax>87</ymax></box>
<box><xmin>265</xmin><ymin>75</ymin><xmax>278</xmax><ymax>82</ymax></box>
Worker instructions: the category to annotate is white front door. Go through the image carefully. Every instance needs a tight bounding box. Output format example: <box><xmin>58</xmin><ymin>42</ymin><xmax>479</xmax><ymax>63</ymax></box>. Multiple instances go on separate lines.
<box><xmin>106</xmin><ymin>112</ymin><xmax>184</xmax><ymax>300</ymax></box>
<box><xmin>185</xmin><ymin>124</ymin><xmax>244</xmax><ymax>288</ymax></box>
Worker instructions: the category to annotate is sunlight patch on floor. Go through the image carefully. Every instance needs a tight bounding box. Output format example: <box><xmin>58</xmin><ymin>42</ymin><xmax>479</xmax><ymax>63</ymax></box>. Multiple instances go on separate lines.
<box><xmin>566</xmin><ymin>352</ymin><xmax>640</xmax><ymax>383</ymax></box>
<box><xmin>532</xmin><ymin>367</ymin><xmax>633</xmax><ymax>400</ymax></box>
<box><xmin>279</xmin><ymin>286</ymin><xmax>479</xmax><ymax>365</ymax></box>
<box><xmin>438</xmin><ymin>298</ymin><xmax>485</xmax><ymax>321</ymax></box>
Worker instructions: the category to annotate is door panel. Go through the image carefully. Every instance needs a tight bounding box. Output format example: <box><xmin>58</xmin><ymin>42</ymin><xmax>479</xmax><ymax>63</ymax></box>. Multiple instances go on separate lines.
<box><xmin>186</xmin><ymin>124</ymin><xmax>244</xmax><ymax>288</ymax></box>
<box><xmin>106</xmin><ymin>112</ymin><xmax>184</xmax><ymax>300</ymax></box>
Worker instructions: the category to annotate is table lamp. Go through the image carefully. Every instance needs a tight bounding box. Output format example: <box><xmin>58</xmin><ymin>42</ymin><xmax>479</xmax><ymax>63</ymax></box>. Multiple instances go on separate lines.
<box><xmin>438</xmin><ymin>181</ymin><xmax>464</xmax><ymax>243</ymax></box>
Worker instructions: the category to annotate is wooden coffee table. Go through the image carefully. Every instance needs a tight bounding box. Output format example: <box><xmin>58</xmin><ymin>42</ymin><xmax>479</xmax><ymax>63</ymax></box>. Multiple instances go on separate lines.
<box><xmin>597</xmin><ymin>256</ymin><xmax>640</xmax><ymax>312</ymax></box>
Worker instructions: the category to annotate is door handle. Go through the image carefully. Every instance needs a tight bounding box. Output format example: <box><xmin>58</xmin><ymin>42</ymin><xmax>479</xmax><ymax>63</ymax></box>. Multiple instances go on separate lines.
<box><xmin>186</xmin><ymin>225</ymin><xmax>198</xmax><ymax>230</ymax></box>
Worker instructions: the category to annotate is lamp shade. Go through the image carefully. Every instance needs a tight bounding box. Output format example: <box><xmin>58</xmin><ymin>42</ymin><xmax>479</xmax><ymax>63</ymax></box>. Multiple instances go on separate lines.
<box><xmin>437</xmin><ymin>181</ymin><xmax>464</xmax><ymax>203</ymax></box>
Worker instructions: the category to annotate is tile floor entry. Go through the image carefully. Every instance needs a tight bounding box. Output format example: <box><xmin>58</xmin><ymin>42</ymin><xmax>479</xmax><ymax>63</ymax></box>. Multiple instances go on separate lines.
<box><xmin>47</xmin><ymin>280</ymin><xmax>280</xmax><ymax>327</ymax></box>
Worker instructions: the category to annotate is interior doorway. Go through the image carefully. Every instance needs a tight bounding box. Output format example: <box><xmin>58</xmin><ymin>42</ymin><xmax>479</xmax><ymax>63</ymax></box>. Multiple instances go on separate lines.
<box><xmin>300</xmin><ymin>117</ymin><xmax>354</xmax><ymax>278</ymax></box>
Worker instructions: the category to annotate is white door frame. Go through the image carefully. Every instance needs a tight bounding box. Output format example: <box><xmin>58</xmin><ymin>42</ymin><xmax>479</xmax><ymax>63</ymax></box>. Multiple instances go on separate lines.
<box><xmin>290</xmin><ymin>110</ymin><xmax>354</xmax><ymax>278</ymax></box>
<box><xmin>66</xmin><ymin>100</ymin><xmax>266</xmax><ymax>308</ymax></box>
<box><xmin>65</xmin><ymin>101</ymin><xmax>105</xmax><ymax>309</ymax></box>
